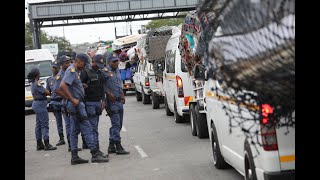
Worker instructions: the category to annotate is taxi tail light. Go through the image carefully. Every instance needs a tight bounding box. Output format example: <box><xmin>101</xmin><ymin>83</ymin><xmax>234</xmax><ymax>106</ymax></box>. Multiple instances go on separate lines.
<box><xmin>260</xmin><ymin>104</ymin><xmax>278</xmax><ymax>151</ymax></box>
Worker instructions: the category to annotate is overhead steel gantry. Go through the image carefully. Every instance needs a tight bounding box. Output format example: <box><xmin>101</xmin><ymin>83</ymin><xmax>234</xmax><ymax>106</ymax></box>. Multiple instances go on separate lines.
<box><xmin>28</xmin><ymin>0</ymin><xmax>198</xmax><ymax>48</ymax></box>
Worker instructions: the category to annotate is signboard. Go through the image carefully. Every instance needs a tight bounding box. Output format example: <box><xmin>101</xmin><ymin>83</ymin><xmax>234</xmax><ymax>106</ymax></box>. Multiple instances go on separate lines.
<box><xmin>41</xmin><ymin>44</ymin><xmax>58</xmax><ymax>56</ymax></box>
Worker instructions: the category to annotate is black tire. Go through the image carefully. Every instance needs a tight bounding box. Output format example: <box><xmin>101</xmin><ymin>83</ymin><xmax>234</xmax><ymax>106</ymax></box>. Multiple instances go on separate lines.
<box><xmin>189</xmin><ymin>104</ymin><xmax>197</xmax><ymax>136</ymax></box>
<box><xmin>151</xmin><ymin>92</ymin><xmax>160</xmax><ymax>109</ymax></box>
<box><xmin>164</xmin><ymin>96</ymin><xmax>174</xmax><ymax>116</ymax></box>
<box><xmin>174</xmin><ymin>100</ymin><xmax>185</xmax><ymax>123</ymax></box>
<box><xmin>244</xmin><ymin>141</ymin><xmax>257</xmax><ymax>180</ymax></box>
<box><xmin>211</xmin><ymin>122</ymin><xmax>229</xmax><ymax>169</ymax></box>
<box><xmin>142</xmin><ymin>89</ymin><xmax>151</xmax><ymax>104</ymax></box>
<box><xmin>195</xmin><ymin>105</ymin><xmax>209</xmax><ymax>139</ymax></box>
<box><xmin>135</xmin><ymin>89</ymin><xmax>142</xmax><ymax>101</ymax></box>
<box><xmin>123</xmin><ymin>89</ymin><xmax>127</xmax><ymax>96</ymax></box>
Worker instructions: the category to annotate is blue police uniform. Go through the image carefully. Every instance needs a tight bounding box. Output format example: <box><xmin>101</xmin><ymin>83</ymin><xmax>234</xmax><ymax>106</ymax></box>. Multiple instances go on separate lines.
<box><xmin>29</xmin><ymin>67</ymin><xmax>57</xmax><ymax>151</ymax></box>
<box><xmin>104</xmin><ymin>52</ymin><xmax>129</xmax><ymax>155</ymax></box>
<box><xmin>104</xmin><ymin>64</ymin><xmax>124</xmax><ymax>143</ymax></box>
<box><xmin>46</xmin><ymin>61</ymin><xmax>65</xmax><ymax>145</ymax></box>
<box><xmin>32</xmin><ymin>79</ymin><xmax>50</xmax><ymax>141</ymax></box>
<box><xmin>62</xmin><ymin>64</ymin><xmax>96</xmax><ymax>152</ymax></box>
<box><xmin>53</xmin><ymin>69</ymin><xmax>71</xmax><ymax>142</ymax></box>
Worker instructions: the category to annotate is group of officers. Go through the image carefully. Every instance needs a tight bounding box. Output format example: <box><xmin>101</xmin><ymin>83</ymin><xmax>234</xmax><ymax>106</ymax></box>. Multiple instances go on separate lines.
<box><xmin>27</xmin><ymin>51</ymin><xmax>130</xmax><ymax>165</ymax></box>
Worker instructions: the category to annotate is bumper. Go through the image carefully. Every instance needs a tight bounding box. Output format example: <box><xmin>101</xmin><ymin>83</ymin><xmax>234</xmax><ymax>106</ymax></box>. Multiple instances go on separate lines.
<box><xmin>264</xmin><ymin>170</ymin><xmax>295</xmax><ymax>180</ymax></box>
<box><xmin>123</xmin><ymin>83</ymin><xmax>135</xmax><ymax>90</ymax></box>
<box><xmin>143</xmin><ymin>86</ymin><xmax>152</xmax><ymax>95</ymax></box>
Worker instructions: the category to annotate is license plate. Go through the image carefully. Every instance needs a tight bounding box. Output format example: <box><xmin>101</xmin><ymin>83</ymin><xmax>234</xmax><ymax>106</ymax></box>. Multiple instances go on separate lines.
<box><xmin>25</xmin><ymin>86</ymin><xmax>31</xmax><ymax>91</ymax></box>
<box><xmin>125</xmin><ymin>80</ymin><xmax>132</xmax><ymax>84</ymax></box>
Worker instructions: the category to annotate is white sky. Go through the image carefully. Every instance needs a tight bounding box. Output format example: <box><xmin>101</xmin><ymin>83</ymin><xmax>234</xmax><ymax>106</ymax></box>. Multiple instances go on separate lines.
<box><xmin>25</xmin><ymin>0</ymin><xmax>150</xmax><ymax>44</ymax></box>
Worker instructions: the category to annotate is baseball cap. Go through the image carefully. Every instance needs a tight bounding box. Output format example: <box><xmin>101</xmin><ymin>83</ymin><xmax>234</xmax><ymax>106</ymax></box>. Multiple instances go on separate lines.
<box><xmin>92</xmin><ymin>54</ymin><xmax>105</xmax><ymax>69</ymax></box>
<box><xmin>106</xmin><ymin>52</ymin><xmax>120</xmax><ymax>62</ymax></box>
<box><xmin>58</xmin><ymin>55</ymin><xmax>71</xmax><ymax>65</ymax></box>
<box><xmin>51</xmin><ymin>60</ymin><xmax>60</xmax><ymax>68</ymax></box>
<box><xmin>76</xmin><ymin>53</ymin><xmax>90</xmax><ymax>65</ymax></box>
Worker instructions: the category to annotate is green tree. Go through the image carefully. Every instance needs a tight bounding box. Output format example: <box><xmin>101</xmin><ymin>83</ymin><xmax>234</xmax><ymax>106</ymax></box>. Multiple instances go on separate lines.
<box><xmin>145</xmin><ymin>16</ymin><xmax>185</xmax><ymax>29</ymax></box>
<box><xmin>25</xmin><ymin>22</ymin><xmax>72</xmax><ymax>51</ymax></box>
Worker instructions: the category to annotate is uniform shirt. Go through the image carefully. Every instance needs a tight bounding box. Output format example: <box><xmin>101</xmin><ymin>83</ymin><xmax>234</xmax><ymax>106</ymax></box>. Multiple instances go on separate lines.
<box><xmin>46</xmin><ymin>75</ymin><xmax>60</xmax><ymax>99</ymax></box>
<box><xmin>31</xmin><ymin>80</ymin><xmax>46</xmax><ymax>99</ymax></box>
<box><xmin>103</xmin><ymin>65</ymin><xmax>122</xmax><ymax>98</ymax></box>
<box><xmin>62</xmin><ymin>64</ymin><xmax>85</xmax><ymax>100</ymax></box>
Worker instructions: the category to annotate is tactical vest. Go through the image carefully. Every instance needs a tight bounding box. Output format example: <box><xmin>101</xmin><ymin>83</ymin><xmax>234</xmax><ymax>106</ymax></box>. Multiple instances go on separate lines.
<box><xmin>84</xmin><ymin>68</ymin><xmax>104</xmax><ymax>102</ymax></box>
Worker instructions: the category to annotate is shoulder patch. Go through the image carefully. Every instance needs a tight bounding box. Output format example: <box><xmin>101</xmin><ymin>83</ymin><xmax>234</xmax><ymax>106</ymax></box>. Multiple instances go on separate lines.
<box><xmin>104</xmin><ymin>67</ymin><xmax>108</xmax><ymax>72</ymax></box>
<box><xmin>70</xmin><ymin>68</ymin><xmax>75</xmax><ymax>73</ymax></box>
<box><xmin>56</xmin><ymin>75</ymin><xmax>60</xmax><ymax>80</ymax></box>
<box><xmin>109</xmin><ymin>72</ymin><xmax>113</xmax><ymax>77</ymax></box>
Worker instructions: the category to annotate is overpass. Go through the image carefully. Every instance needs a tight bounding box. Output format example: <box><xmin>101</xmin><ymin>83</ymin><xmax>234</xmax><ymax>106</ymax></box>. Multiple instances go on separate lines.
<box><xmin>27</xmin><ymin>0</ymin><xmax>199</xmax><ymax>48</ymax></box>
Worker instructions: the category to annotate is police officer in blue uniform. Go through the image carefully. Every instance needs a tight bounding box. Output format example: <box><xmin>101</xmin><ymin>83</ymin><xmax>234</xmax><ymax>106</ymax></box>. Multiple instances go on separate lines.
<box><xmin>46</xmin><ymin>60</ymin><xmax>66</xmax><ymax>146</ymax></box>
<box><xmin>60</xmin><ymin>53</ymin><xmax>109</xmax><ymax>165</ymax></box>
<box><xmin>27</xmin><ymin>68</ymin><xmax>57</xmax><ymax>151</ymax></box>
<box><xmin>104</xmin><ymin>52</ymin><xmax>130</xmax><ymax>155</ymax></box>
<box><xmin>80</xmin><ymin>54</ymin><xmax>108</xmax><ymax>158</ymax></box>
<box><xmin>53</xmin><ymin>55</ymin><xmax>83</xmax><ymax>152</ymax></box>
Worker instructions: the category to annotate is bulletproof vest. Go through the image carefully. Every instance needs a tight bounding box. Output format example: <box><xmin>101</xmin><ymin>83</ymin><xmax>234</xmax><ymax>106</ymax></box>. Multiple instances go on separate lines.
<box><xmin>84</xmin><ymin>68</ymin><xmax>104</xmax><ymax>101</ymax></box>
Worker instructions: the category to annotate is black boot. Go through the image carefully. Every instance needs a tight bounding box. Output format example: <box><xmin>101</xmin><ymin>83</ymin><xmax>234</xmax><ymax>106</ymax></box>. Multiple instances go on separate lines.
<box><xmin>91</xmin><ymin>149</ymin><xmax>109</xmax><ymax>163</ymax></box>
<box><xmin>71</xmin><ymin>150</ymin><xmax>88</xmax><ymax>165</ymax></box>
<box><xmin>36</xmin><ymin>140</ymin><xmax>44</xmax><ymax>151</ymax></box>
<box><xmin>115</xmin><ymin>141</ymin><xmax>130</xmax><ymax>155</ymax></box>
<box><xmin>67</xmin><ymin>140</ymin><xmax>82</xmax><ymax>152</ymax></box>
<box><xmin>44</xmin><ymin>139</ymin><xmax>57</xmax><ymax>151</ymax></box>
<box><xmin>97</xmin><ymin>145</ymin><xmax>109</xmax><ymax>158</ymax></box>
<box><xmin>56</xmin><ymin>134</ymin><xmax>66</xmax><ymax>146</ymax></box>
<box><xmin>108</xmin><ymin>141</ymin><xmax>116</xmax><ymax>154</ymax></box>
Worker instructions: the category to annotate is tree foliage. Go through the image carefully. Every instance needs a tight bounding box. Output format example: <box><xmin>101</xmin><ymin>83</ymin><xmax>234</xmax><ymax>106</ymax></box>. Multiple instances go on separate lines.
<box><xmin>25</xmin><ymin>22</ymin><xmax>72</xmax><ymax>51</ymax></box>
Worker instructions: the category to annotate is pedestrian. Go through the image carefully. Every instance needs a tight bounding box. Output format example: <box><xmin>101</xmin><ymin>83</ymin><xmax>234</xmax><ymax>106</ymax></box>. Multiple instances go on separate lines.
<box><xmin>27</xmin><ymin>67</ymin><xmax>57</xmax><ymax>151</ymax></box>
<box><xmin>46</xmin><ymin>60</ymin><xmax>66</xmax><ymax>146</ymax></box>
<box><xmin>80</xmin><ymin>54</ymin><xmax>108</xmax><ymax>158</ymax></box>
<box><xmin>60</xmin><ymin>53</ymin><xmax>109</xmax><ymax>165</ymax></box>
<box><xmin>104</xmin><ymin>52</ymin><xmax>130</xmax><ymax>155</ymax></box>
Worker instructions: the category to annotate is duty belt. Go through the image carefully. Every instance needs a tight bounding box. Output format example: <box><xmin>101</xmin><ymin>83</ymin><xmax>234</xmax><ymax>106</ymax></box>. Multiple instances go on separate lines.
<box><xmin>34</xmin><ymin>97</ymin><xmax>47</xmax><ymax>101</ymax></box>
<box><xmin>51</xmin><ymin>98</ymin><xmax>63</xmax><ymax>102</ymax></box>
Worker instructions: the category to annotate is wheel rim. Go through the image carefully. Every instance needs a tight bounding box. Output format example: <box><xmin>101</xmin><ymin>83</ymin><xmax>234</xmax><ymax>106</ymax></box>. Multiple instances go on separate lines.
<box><xmin>246</xmin><ymin>162</ymin><xmax>252</xmax><ymax>180</ymax></box>
<box><xmin>212</xmin><ymin>131</ymin><xmax>217</xmax><ymax>164</ymax></box>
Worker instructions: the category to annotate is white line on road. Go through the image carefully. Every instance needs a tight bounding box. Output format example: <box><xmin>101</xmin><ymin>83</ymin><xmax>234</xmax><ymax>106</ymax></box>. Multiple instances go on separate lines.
<box><xmin>134</xmin><ymin>145</ymin><xmax>148</xmax><ymax>158</ymax></box>
<box><xmin>121</xmin><ymin>126</ymin><xmax>127</xmax><ymax>132</ymax></box>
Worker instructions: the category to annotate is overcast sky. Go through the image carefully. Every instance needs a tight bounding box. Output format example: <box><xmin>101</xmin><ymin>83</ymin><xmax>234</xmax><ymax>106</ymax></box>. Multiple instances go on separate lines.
<box><xmin>25</xmin><ymin>0</ymin><xmax>150</xmax><ymax>45</ymax></box>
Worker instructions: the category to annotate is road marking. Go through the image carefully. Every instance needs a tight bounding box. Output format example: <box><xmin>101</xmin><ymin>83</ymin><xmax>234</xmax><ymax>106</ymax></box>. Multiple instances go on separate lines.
<box><xmin>121</xmin><ymin>126</ymin><xmax>127</xmax><ymax>132</ymax></box>
<box><xmin>134</xmin><ymin>145</ymin><xmax>148</xmax><ymax>158</ymax></box>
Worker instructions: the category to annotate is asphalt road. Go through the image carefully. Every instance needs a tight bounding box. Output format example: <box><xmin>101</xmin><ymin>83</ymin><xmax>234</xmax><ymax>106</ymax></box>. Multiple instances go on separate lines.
<box><xmin>25</xmin><ymin>92</ymin><xmax>243</xmax><ymax>180</ymax></box>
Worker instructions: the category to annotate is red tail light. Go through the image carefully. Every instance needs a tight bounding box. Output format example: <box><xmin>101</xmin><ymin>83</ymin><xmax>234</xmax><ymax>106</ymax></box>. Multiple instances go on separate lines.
<box><xmin>260</xmin><ymin>104</ymin><xmax>278</xmax><ymax>151</ymax></box>
<box><xmin>176</xmin><ymin>76</ymin><xmax>184</xmax><ymax>97</ymax></box>
<box><xmin>145</xmin><ymin>81</ymin><xmax>150</xmax><ymax>86</ymax></box>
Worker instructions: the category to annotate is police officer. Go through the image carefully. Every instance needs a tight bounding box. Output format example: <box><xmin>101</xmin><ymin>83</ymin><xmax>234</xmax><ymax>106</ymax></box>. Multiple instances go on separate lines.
<box><xmin>80</xmin><ymin>54</ymin><xmax>108</xmax><ymax>157</ymax></box>
<box><xmin>27</xmin><ymin>68</ymin><xmax>57</xmax><ymax>151</ymax></box>
<box><xmin>104</xmin><ymin>52</ymin><xmax>130</xmax><ymax>155</ymax></box>
<box><xmin>60</xmin><ymin>53</ymin><xmax>109</xmax><ymax>165</ymax></box>
<box><xmin>46</xmin><ymin>60</ymin><xmax>66</xmax><ymax>146</ymax></box>
<box><xmin>53</xmin><ymin>55</ymin><xmax>83</xmax><ymax>152</ymax></box>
